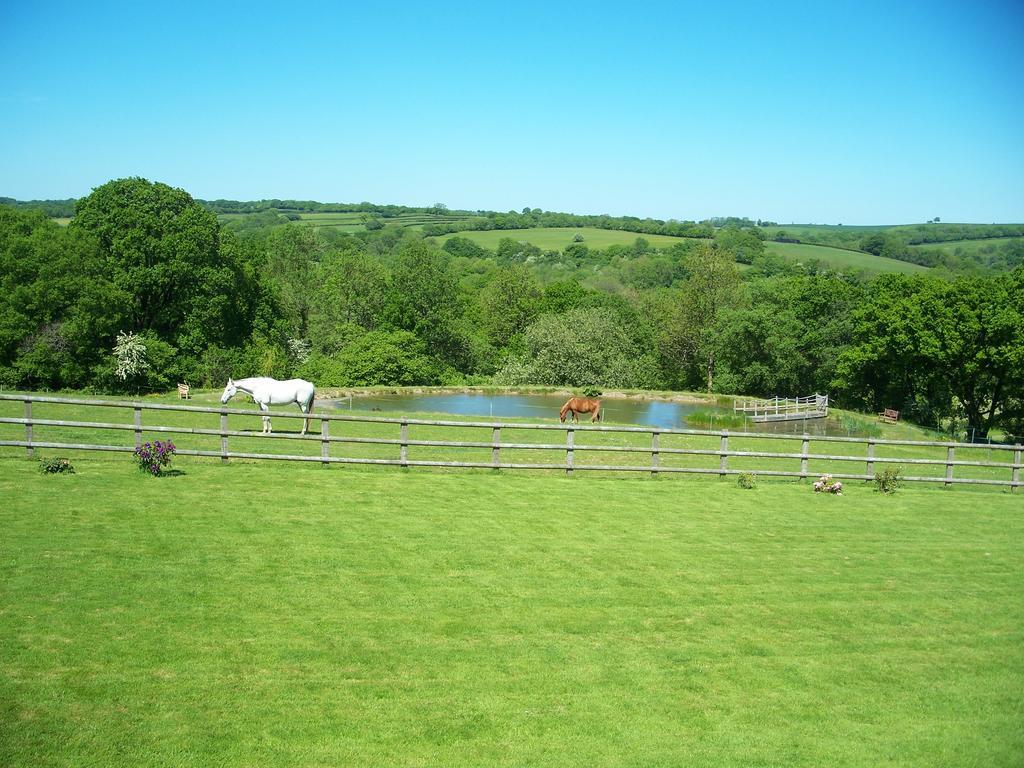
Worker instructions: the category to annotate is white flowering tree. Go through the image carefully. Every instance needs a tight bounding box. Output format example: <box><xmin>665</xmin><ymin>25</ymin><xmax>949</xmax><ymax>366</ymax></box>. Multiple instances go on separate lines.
<box><xmin>113</xmin><ymin>331</ymin><xmax>149</xmax><ymax>381</ymax></box>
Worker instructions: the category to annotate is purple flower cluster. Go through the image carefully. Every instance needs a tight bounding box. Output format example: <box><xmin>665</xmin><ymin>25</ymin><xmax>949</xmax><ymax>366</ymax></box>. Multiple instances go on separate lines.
<box><xmin>813</xmin><ymin>474</ymin><xmax>843</xmax><ymax>495</ymax></box>
<box><xmin>134</xmin><ymin>440</ymin><xmax>176</xmax><ymax>476</ymax></box>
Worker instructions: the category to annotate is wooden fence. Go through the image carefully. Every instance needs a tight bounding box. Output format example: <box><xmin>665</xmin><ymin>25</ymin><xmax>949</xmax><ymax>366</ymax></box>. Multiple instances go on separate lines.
<box><xmin>733</xmin><ymin>393</ymin><xmax>829</xmax><ymax>422</ymax></box>
<box><xmin>0</xmin><ymin>394</ymin><xmax>1021</xmax><ymax>490</ymax></box>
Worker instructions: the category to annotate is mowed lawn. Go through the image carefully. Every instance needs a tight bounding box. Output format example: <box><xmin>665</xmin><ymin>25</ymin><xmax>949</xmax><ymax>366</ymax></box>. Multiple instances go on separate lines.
<box><xmin>2</xmin><ymin>455</ymin><xmax>1022</xmax><ymax>767</ymax></box>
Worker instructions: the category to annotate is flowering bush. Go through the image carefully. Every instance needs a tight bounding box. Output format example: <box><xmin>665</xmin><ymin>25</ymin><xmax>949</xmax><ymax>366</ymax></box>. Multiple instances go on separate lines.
<box><xmin>39</xmin><ymin>457</ymin><xmax>74</xmax><ymax>474</ymax></box>
<box><xmin>874</xmin><ymin>466</ymin><xmax>903</xmax><ymax>494</ymax></box>
<box><xmin>737</xmin><ymin>472</ymin><xmax>757</xmax><ymax>490</ymax></box>
<box><xmin>114</xmin><ymin>330</ymin><xmax>149</xmax><ymax>381</ymax></box>
<box><xmin>813</xmin><ymin>474</ymin><xmax>843</xmax><ymax>495</ymax></box>
<box><xmin>134</xmin><ymin>440</ymin><xmax>176</xmax><ymax>476</ymax></box>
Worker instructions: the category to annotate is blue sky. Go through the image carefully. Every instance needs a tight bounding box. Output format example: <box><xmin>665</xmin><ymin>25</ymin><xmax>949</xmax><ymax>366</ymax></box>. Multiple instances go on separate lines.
<box><xmin>2</xmin><ymin>0</ymin><xmax>1022</xmax><ymax>223</ymax></box>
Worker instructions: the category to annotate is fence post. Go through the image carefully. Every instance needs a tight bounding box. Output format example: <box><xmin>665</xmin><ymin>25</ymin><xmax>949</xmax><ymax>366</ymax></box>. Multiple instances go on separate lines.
<box><xmin>566</xmin><ymin>428</ymin><xmax>574</xmax><ymax>476</ymax></box>
<box><xmin>719</xmin><ymin>431</ymin><xmax>729</xmax><ymax>478</ymax></box>
<box><xmin>133</xmin><ymin>406</ymin><xmax>143</xmax><ymax>450</ymax></box>
<box><xmin>321</xmin><ymin>419</ymin><xmax>330</xmax><ymax>467</ymax></box>
<box><xmin>651</xmin><ymin>430</ymin><xmax>660</xmax><ymax>477</ymax></box>
<box><xmin>945</xmin><ymin>445</ymin><xmax>955</xmax><ymax>488</ymax></box>
<box><xmin>866</xmin><ymin>439</ymin><xmax>875</xmax><ymax>480</ymax></box>
<box><xmin>1013</xmin><ymin>444</ymin><xmax>1021</xmax><ymax>492</ymax></box>
<box><xmin>24</xmin><ymin>399</ymin><xmax>33</xmax><ymax>459</ymax></box>
<box><xmin>220</xmin><ymin>409</ymin><xmax>229</xmax><ymax>464</ymax></box>
<box><xmin>400</xmin><ymin>420</ymin><xmax>408</xmax><ymax>467</ymax></box>
<box><xmin>491</xmin><ymin>426</ymin><xmax>501</xmax><ymax>469</ymax></box>
<box><xmin>800</xmin><ymin>435</ymin><xmax>810</xmax><ymax>480</ymax></box>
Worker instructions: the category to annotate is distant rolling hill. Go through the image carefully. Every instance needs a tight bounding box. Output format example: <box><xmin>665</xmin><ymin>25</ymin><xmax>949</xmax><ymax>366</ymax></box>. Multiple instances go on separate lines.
<box><xmin>434</xmin><ymin>227</ymin><xmax>693</xmax><ymax>251</ymax></box>
<box><xmin>764</xmin><ymin>241</ymin><xmax>929</xmax><ymax>274</ymax></box>
<box><xmin>908</xmin><ymin>236</ymin><xmax>1024</xmax><ymax>254</ymax></box>
<box><xmin>433</xmin><ymin>226</ymin><xmax>929</xmax><ymax>274</ymax></box>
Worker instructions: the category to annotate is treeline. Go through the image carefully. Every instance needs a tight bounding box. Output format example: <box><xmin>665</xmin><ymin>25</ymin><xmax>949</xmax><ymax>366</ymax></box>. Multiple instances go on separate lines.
<box><xmin>0</xmin><ymin>197</ymin><xmax>76</xmax><ymax>218</ymax></box>
<box><xmin>770</xmin><ymin>223</ymin><xmax>1024</xmax><ymax>272</ymax></box>
<box><xmin>2</xmin><ymin>178</ymin><xmax>1022</xmax><ymax>439</ymax></box>
<box><xmin>199</xmin><ymin>199</ymin><xmax>475</xmax><ymax>217</ymax></box>
<box><xmin>11</xmin><ymin>190</ymin><xmax>1021</xmax><ymax>273</ymax></box>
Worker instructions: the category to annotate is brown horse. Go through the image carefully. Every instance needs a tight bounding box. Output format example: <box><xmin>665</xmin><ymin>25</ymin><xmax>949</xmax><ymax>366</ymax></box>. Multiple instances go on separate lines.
<box><xmin>560</xmin><ymin>397</ymin><xmax>601</xmax><ymax>423</ymax></box>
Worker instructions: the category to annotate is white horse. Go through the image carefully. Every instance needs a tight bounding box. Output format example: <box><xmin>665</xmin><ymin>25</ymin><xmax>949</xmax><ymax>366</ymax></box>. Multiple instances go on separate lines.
<box><xmin>220</xmin><ymin>377</ymin><xmax>316</xmax><ymax>434</ymax></box>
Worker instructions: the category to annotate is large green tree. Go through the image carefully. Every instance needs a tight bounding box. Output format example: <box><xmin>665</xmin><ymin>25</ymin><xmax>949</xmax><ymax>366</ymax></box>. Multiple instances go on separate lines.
<box><xmin>388</xmin><ymin>241</ymin><xmax>470</xmax><ymax>369</ymax></box>
<box><xmin>714</xmin><ymin>305</ymin><xmax>806</xmax><ymax>396</ymax></box>
<box><xmin>71</xmin><ymin>178</ymin><xmax>254</xmax><ymax>360</ymax></box>
<box><xmin>834</xmin><ymin>275</ymin><xmax>954</xmax><ymax>426</ymax></box>
<box><xmin>478</xmin><ymin>265</ymin><xmax>542</xmax><ymax>348</ymax></box>
<box><xmin>0</xmin><ymin>207</ymin><xmax>127</xmax><ymax>388</ymax></box>
<box><xmin>496</xmin><ymin>307</ymin><xmax>661</xmax><ymax>389</ymax></box>
<box><xmin>834</xmin><ymin>271</ymin><xmax>1024</xmax><ymax>435</ymax></box>
<box><xmin>681</xmin><ymin>241</ymin><xmax>742</xmax><ymax>392</ymax></box>
<box><xmin>939</xmin><ymin>271</ymin><xmax>1024</xmax><ymax>436</ymax></box>
<box><xmin>310</xmin><ymin>248</ymin><xmax>390</xmax><ymax>353</ymax></box>
<box><xmin>264</xmin><ymin>224</ymin><xmax>324</xmax><ymax>339</ymax></box>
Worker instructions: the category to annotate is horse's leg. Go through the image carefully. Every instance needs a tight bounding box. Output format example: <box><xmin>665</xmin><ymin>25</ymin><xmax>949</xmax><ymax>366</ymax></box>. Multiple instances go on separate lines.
<box><xmin>259</xmin><ymin>402</ymin><xmax>270</xmax><ymax>434</ymax></box>
<box><xmin>592</xmin><ymin>405</ymin><xmax>600</xmax><ymax>422</ymax></box>
<box><xmin>300</xmin><ymin>393</ymin><xmax>314</xmax><ymax>435</ymax></box>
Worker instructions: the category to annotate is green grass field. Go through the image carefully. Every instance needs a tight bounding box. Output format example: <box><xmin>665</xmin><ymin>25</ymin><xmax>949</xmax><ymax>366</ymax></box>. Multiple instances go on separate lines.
<box><xmin>214</xmin><ymin>211</ymin><xmax>476</xmax><ymax>233</ymax></box>
<box><xmin>2</xmin><ymin>393</ymin><xmax>1024</xmax><ymax>765</ymax></box>
<box><xmin>434</xmin><ymin>227</ymin><xmax>699</xmax><ymax>251</ymax></box>
<box><xmin>433</xmin><ymin>227</ymin><xmax>930</xmax><ymax>274</ymax></box>
<box><xmin>908</xmin><ymin>236</ymin><xmax>1024</xmax><ymax>254</ymax></box>
<box><xmin>2</xmin><ymin>452</ymin><xmax>1022</xmax><ymax>767</ymax></box>
<box><xmin>765</xmin><ymin>241</ymin><xmax>929</xmax><ymax>274</ymax></box>
<box><xmin>291</xmin><ymin>212</ymin><xmax>475</xmax><ymax>232</ymax></box>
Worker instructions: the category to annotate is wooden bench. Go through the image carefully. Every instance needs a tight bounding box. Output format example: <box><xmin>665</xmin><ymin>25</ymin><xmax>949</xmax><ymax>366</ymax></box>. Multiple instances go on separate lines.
<box><xmin>878</xmin><ymin>408</ymin><xmax>899</xmax><ymax>423</ymax></box>
<box><xmin>177</xmin><ymin>383</ymin><xmax>191</xmax><ymax>399</ymax></box>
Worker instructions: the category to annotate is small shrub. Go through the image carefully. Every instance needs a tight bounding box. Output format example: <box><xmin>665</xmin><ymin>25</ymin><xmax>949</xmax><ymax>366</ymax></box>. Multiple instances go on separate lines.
<box><xmin>134</xmin><ymin>440</ymin><xmax>176</xmax><ymax>476</ymax></box>
<box><xmin>813</xmin><ymin>474</ymin><xmax>843</xmax><ymax>495</ymax></box>
<box><xmin>39</xmin><ymin>457</ymin><xmax>74</xmax><ymax>475</ymax></box>
<box><xmin>874</xmin><ymin>466</ymin><xmax>903</xmax><ymax>494</ymax></box>
<box><xmin>737</xmin><ymin>472</ymin><xmax>757</xmax><ymax>489</ymax></box>
<box><xmin>583</xmin><ymin>386</ymin><xmax>602</xmax><ymax>398</ymax></box>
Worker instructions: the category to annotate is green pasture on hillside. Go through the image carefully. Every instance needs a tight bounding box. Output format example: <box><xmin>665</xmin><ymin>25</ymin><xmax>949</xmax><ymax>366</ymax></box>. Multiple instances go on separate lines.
<box><xmin>291</xmin><ymin>212</ymin><xmax>473</xmax><ymax>232</ymax></box>
<box><xmin>764</xmin><ymin>241</ymin><xmax>929</xmax><ymax>274</ymax></box>
<box><xmin>431</xmin><ymin>227</ymin><xmax>931</xmax><ymax>273</ymax></box>
<box><xmin>2</xmin><ymin>442</ymin><xmax>1022</xmax><ymax>767</ymax></box>
<box><xmin>908</xmin><ymin>236</ymin><xmax>1024</xmax><ymax>254</ymax></box>
<box><xmin>433</xmin><ymin>227</ymin><xmax>699</xmax><ymax>252</ymax></box>
<box><xmin>213</xmin><ymin>211</ymin><xmax>475</xmax><ymax>233</ymax></box>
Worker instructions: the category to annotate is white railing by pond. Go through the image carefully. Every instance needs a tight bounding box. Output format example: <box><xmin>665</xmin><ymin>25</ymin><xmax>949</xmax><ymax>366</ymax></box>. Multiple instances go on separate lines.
<box><xmin>0</xmin><ymin>394</ymin><xmax>1020</xmax><ymax>490</ymax></box>
<box><xmin>734</xmin><ymin>393</ymin><xmax>829</xmax><ymax>422</ymax></box>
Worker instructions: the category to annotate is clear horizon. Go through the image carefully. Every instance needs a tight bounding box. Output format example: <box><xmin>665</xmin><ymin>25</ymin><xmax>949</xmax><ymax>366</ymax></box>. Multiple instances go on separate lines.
<box><xmin>2</xmin><ymin>1</ymin><xmax>1023</xmax><ymax>225</ymax></box>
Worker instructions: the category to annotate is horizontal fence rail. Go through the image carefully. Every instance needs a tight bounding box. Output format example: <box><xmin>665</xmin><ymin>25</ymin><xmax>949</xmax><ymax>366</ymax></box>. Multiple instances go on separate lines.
<box><xmin>0</xmin><ymin>394</ymin><xmax>1021</xmax><ymax>490</ymax></box>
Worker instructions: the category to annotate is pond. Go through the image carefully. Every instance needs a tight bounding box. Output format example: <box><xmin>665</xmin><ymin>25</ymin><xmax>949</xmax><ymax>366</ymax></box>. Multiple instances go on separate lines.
<box><xmin>325</xmin><ymin>392</ymin><xmax>847</xmax><ymax>435</ymax></box>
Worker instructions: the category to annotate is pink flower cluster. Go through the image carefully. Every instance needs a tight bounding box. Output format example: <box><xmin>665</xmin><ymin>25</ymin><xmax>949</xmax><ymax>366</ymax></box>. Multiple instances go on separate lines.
<box><xmin>813</xmin><ymin>474</ymin><xmax>843</xmax><ymax>495</ymax></box>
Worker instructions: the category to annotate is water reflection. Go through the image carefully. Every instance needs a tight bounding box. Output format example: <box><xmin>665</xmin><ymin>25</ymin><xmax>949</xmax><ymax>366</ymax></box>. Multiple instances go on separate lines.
<box><xmin>331</xmin><ymin>392</ymin><xmax>680</xmax><ymax>422</ymax></box>
<box><xmin>326</xmin><ymin>391</ymin><xmax>850</xmax><ymax>434</ymax></box>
